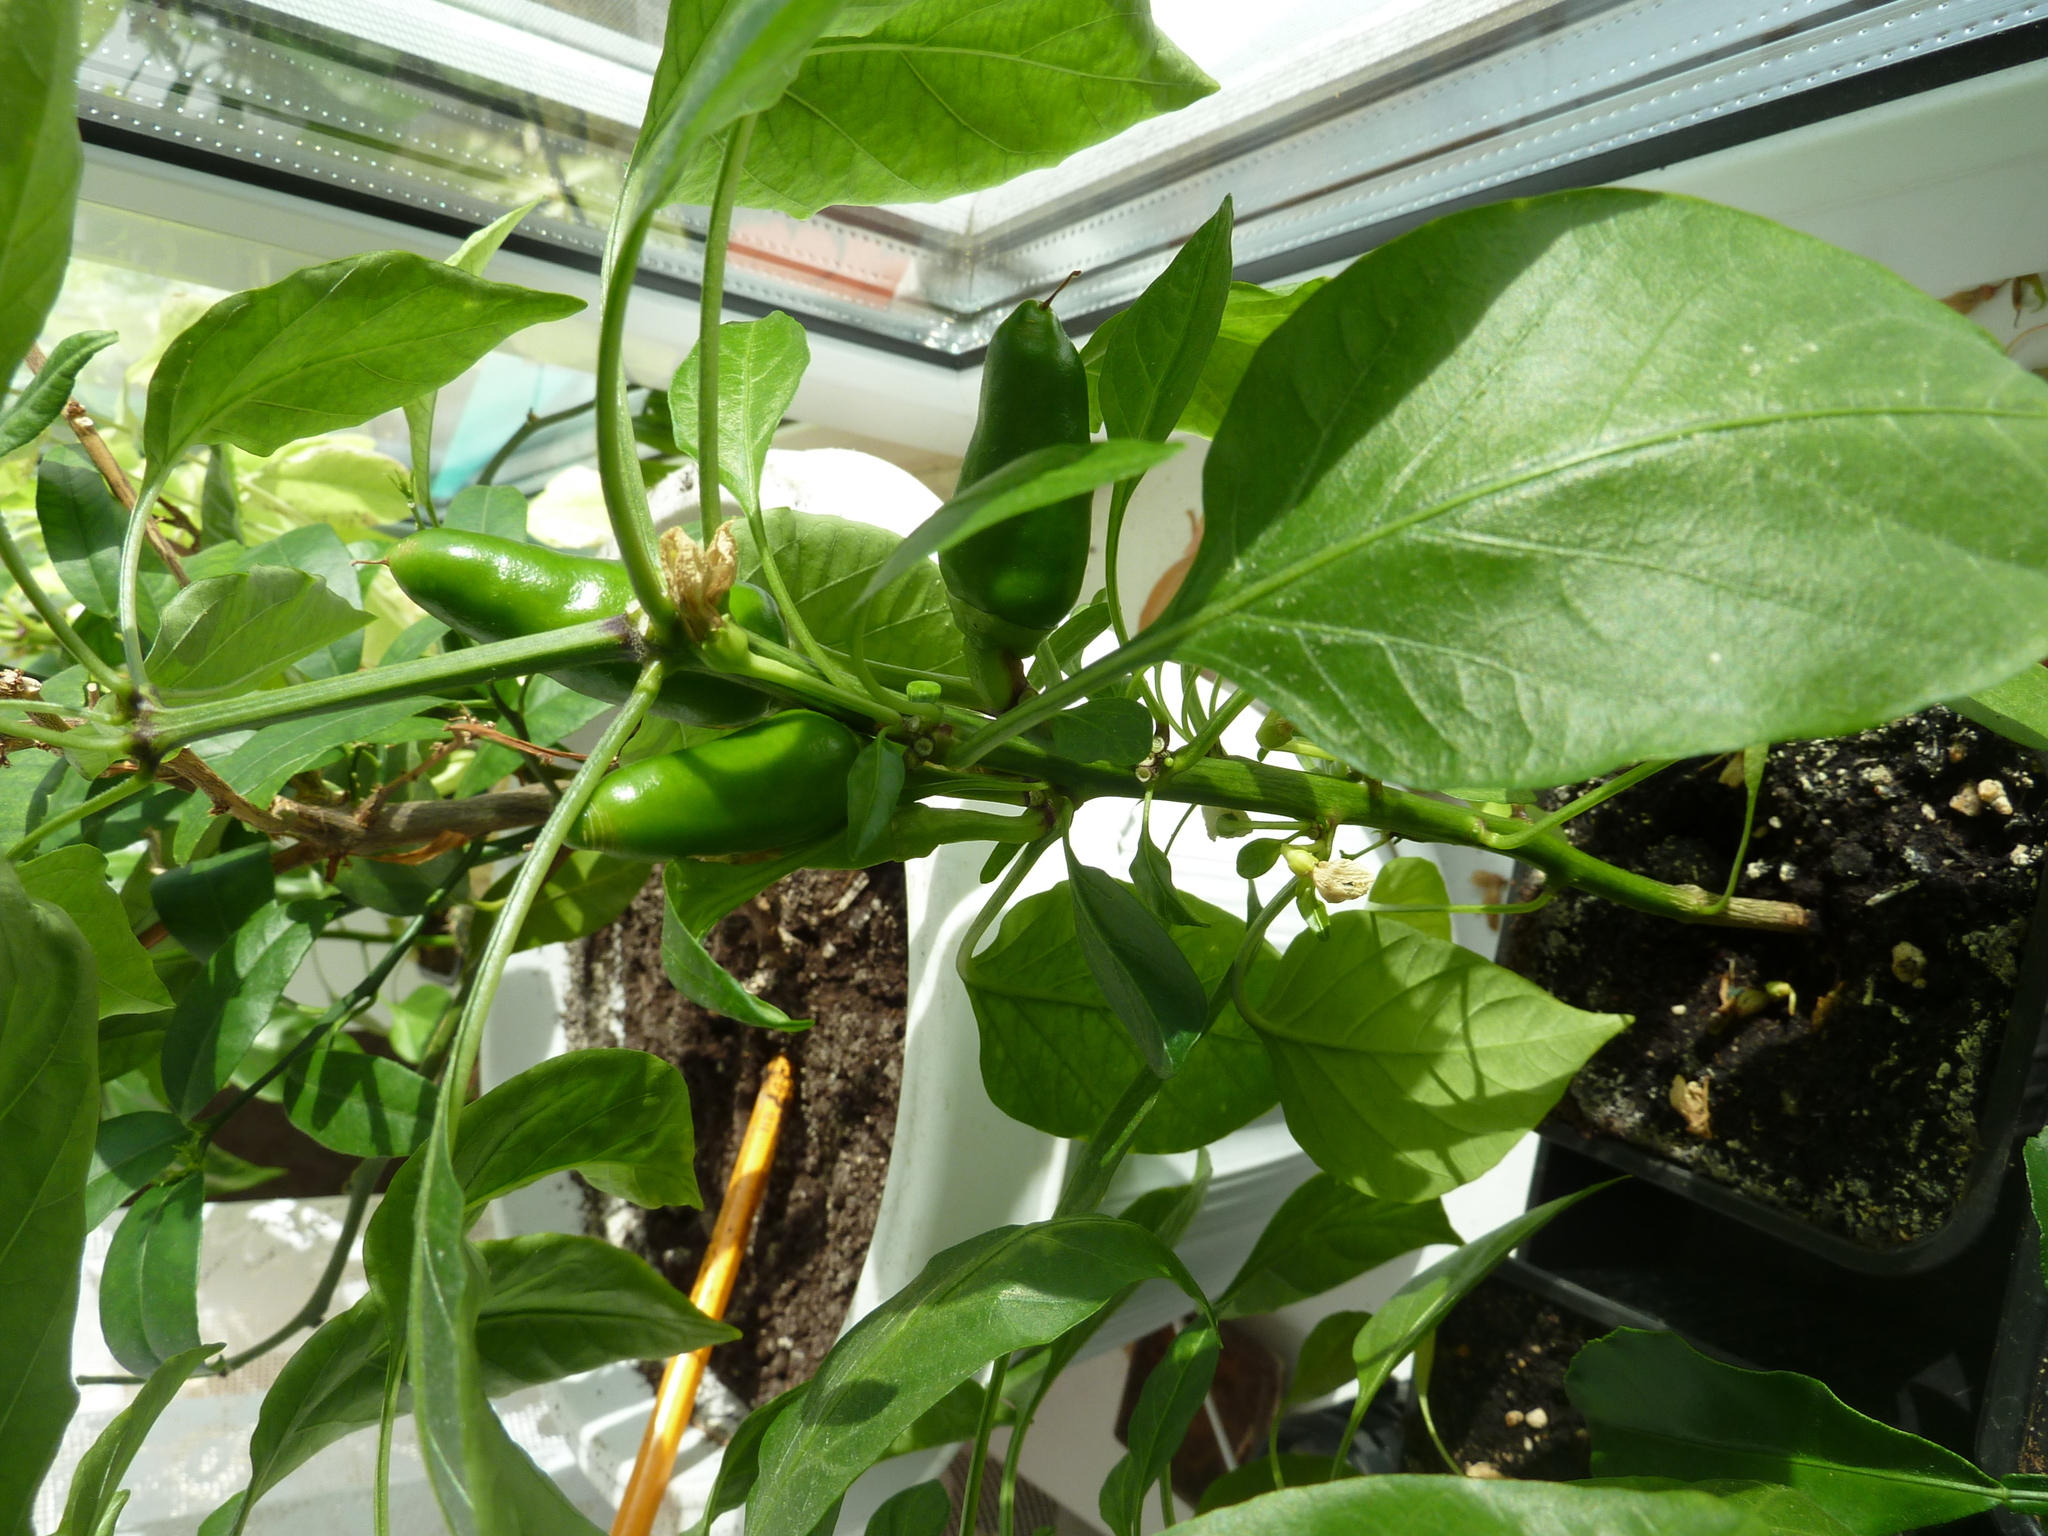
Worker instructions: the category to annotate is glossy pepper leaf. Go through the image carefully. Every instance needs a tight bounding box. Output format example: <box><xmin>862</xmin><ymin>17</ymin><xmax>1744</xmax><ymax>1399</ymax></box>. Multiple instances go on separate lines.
<box><xmin>1164</xmin><ymin>279</ymin><xmax>1328</xmax><ymax>439</ymax></box>
<box><xmin>661</xmin><ymin>861</ymin><xmax>809</xmax><ymax>1031</ymax></box>
<box><xmin>684</xmin><ymin>1384</ymin><xmax>810</xmax><ymax>1536</ymax></box>
<box><xmin>0</xmin><ymin>856</ymin><xmax>101</xmax><ymax>1536</ymax></box>
<box><xmin>670</xmin><ymin>312</ymin><xmax>809</xmax><ymax>520</ymax></box>
<box><xmin>160</xmin><ymin>899</ymin><xmax>330</xmax><ymax>1119</ymax></box>
<box><xmin>149</xmin><ymin>843</ymin><xmax>276</xmax><ymax>962</ymax></box>
<box><xmin>747</xmin><ymin>1215</ymin><xmax>1212</xmax><ymax>1536</ymax></box>
<box><xmin>1366</xmin><ymin>854</ymin><xmax>1452</xmax><ymax>942</ymax></box>
<box><xmin>1033</xmin><ymin>696</ymin><xmax>1155</xmax><ymax>766</ymax></box>
<box><xmin>0</xmin><ymin>330</ymin><xmax>117</xmax><ymax>459</ymax></box>
<box><xmin>55</xmin><ymin>1343</ymin><xmax>220</xmax><ymax>1536</ymax></box>
<box><xmin>0</xmin><ymin>0</ymin><xmax>81</xmax><ymax>388</ymax></box>
<box><xmin>280</xmin><ymin>1034</ymin><xmax>438</xmax><ymax>1157</ymax></box>
<box><xmin>144</xmin><ymin>251</ymin><xmax>584</xmax><ymax>466</ymax></box>
<box><xmin>82</xmin><ymin>1111</ymin><xmax>186</xmax><ymax>1230</ymax></box>
<box><xmin>1215</xmin><ymin>1173</ymin><xmax>1457</xmax><ymax>1320</ymax></box>
<box><xmin>662</xmin><ymin>0</ymin><xmax>1216</xmax><ymax>219</ymax></box>
<box><xmin>1064</xmin><ymin>845</ymin><xmax>1208</xmax><ymax>1079</ymax></box>
<box><xmin>144</xmin><ymin>566</ymin><xmax>371</xmax><ymax>702</ymax></box>
<box><xmin>19</xmin><ymin>844</ymin><xmax>173</xmax><ymax>1017</ymax></box>
<box><xmin>1101</xmin><ymin>1322</ymin><xmax>1220</xmax><ymax>1536</ymax></box>
<box><xmin>99</xmin><ymin>1171</ymin><xmax>205</xmax><ymax>1375</ymax></box>
<box><xmin>1164</xmin><ymin>1476</ymin><xmax>1772</xmax><ymax>1536</ymax></box>
<box><xmin>1129</xmin><ymin>819</ymin><xmax>1206</xmax><ymax>929</ymax></box>
<box><xmin>1171</xmin><ymin>188</ymin><xmax>2048</xmax><ymax>792</ymax></box>
<box><xmin>37</xmin><ymin>445</ymin><xmax>170</xmax><ymax>623</ymax></box>
<box><xmin>865</xmin><ymin>1481</ymin><xmax>951</xmax><ymax>1536</ymax></box>
<box><xmin>443</xmin><ymin>483</ymin><xmax>529</xmax><ymax>541</ymax></box>
<box><xmin>863</xmin><ymin>439</ymin><xmax>1178</xmax><ymax>606</ymax></box>
<box><xmin>1284</xmin><ymin>1309</ymin><xmax>1373</xmax><ymax>1410</ymax></box>
<box><xmin>1568</xmin><ymin>1330</ymin><xmax>2003</xmax><ymax>1535</ymax></box>
<box><xmin>1253</xmin><ymin>911</ymin><xmax>1627</xmax><ymax>1201</ymax></box>
<box><xmin>845</xmin><ymin>736</ymin><xmax>907</xmax><ymax>866</ymax></box>
<box><xmin>475</xmin><ymin>850</ymin><xmax>650</xmax><ymax>954</ymax></box>
<box><xmin>1099</xmin><ymin>196</ymin><xmax>1234</xmax><ymax>446</ymax></box>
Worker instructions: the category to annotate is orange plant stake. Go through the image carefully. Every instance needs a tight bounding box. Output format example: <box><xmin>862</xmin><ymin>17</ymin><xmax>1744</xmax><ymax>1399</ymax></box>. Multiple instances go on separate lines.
<box><xmin>611</xmin><ymin>1054</ymin><xmax>795</xmax><ymax>1536</ymax></box>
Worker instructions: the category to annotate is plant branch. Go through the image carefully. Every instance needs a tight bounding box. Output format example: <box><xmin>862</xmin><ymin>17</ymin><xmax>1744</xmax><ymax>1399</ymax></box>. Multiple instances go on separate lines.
<box><xmin>475</xmin><ymin>397</ymin><xmax>596</xmax><ymax>487</ymax></box>
<box><xmin>214</xmin><ymin>1155</ymin><xmax>387</xmax><ymax>1372</ymax></box>
<box><xmin>116</xmin><ymin>464</ymin><xmax>175</xmax><ymax>702</ymax></box>
<box><xmin>5</xmin><ymin>769</ymin><xmax>149</xmax><ymax>860</ymax></box>
<box><xmin>958</xmin><ymin>1353</ymin><xmax>1010</xmax><ymax>1536</ymax></box>
<box><xmin>697</xmin><ymin>115</ymin><xmax>756</xmax><ymax>545</ymax></box>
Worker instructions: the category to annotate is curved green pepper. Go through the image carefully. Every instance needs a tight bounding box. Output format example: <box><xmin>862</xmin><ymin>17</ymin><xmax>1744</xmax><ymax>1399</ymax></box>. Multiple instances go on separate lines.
<box><xmin>387</xmin><ymin>528</ymin><xmax>784</xmax><ymax>727</ymax></box>
<box><xmin>571</xmin><ymin>709</ymin><xmax>862</xmax><ymax>859</ymax></box>
<box><xmin>940</xmin><ymin>300</ymin><xmax>1091</xmax><ymax>700</ymax></box>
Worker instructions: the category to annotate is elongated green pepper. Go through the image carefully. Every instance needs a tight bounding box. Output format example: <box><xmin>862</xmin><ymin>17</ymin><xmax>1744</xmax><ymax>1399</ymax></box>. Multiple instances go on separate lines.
<box><xmin>940</xmin><ymin>299</ymin><xmax>1092</xmax><ymax>704</ymax></box>
<box><xmin>572</xmin><ymin>709</ymin><xmax>861</xmax><ymax>859</ymax></box>
<box><xmin>388</xmin><ymin>528</ymin><xmax>783</xmax><ymax>727</ymax></box>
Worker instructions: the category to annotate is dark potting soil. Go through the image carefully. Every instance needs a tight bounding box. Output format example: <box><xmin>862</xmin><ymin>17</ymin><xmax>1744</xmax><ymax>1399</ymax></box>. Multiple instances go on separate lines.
<box><xmin>1403</xmin><ymin>1279</ymin><xmax>1597</xmax><ymax>1481</ymax></box>
<box><xmin>1500</xmin><ymin>707</ymin><xmax>2044</xmax><ymax>1249</ymax></box>
<box><xmin>563</xmin><ymin>863</ymin><xmax>907</xmax><ymax>1411</ymax></box>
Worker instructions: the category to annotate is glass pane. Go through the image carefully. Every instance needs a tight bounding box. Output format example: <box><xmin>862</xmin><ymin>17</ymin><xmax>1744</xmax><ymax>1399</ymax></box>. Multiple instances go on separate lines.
<box><xmin>77</xmin><ymin>0</ymin><xmax>2042</xmax><ymax>354</ymax></box>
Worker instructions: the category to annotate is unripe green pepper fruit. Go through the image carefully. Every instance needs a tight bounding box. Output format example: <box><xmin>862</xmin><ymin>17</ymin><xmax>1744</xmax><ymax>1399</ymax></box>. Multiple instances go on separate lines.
<box><xmin>940</xmin><ymin>300</ymin><xmax>1091</xmax><ymax>702</ymax></box>
<box><xmin>387</xmin><ymin>528</ymin><xmax>784</xmax><ymax>728</ymax></box>
<box><xmin>571</xmin><ymin>709</ymin><xmax>862</xmax><ymax>859</ymax></box>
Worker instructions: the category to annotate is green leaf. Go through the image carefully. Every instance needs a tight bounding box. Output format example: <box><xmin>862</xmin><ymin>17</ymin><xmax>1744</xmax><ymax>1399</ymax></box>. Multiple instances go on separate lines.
<box><xmin>228</xmin><ymin>1293</ymin><xmax>390</xmax><ymax>1525</ymax></box>
<box><xmin>37</xmin><ymin>446</ymin><xmax>168</xmax><ymax>623</ymax></box>
<box><xmin>406</xmin><ymin>1131</ymin><xmax>489</xmax><ymax>1535</ymax></box>
<box><xmin>1253</xmin><ymin>911</ymin><xmax>1627</xmax><ymax>1200</ymax></box>
<box><xmin>845</xmin><ymin>736</ymin><xmax>907</xmax><ymax>866</ymax></box>
<box><xmin>472</xmin><ymin>1232</ymin><xmax>737</xmax><ymax>1391</ymax></box>
<box><xmin>1283</xmin><ymin>1309</ymin><xmax>1372</xmax><ymax>1409</ymax></box>
<box><xmin>0</xmin><ymin>330</ymin><xmax>117</xmax><ymax>459</ymax></box>
<box><xmin>1583</xmin><ymin>1481</ymin><xmax>1858</xmax><ymax>1536</ymax></box>
<box><xmin>184</xmin><ymin>523</ymin><xmax>367</xmax><ymax>609</ymax></box>
<box><xmin>1030</xmin><ymin>599</ymin><xmax>1111</xmax><ymax>690</ymax></box>
<box><xmin>661</xmin><ymin>859</ymin><xmax>808</xmax><ymax>1030</ymax></box>
<box><xmin>280</xmin><ymin>1034</ymin><xmax>437</xmax><ymax>1156</ymax></box>
<box><xmin>964</xmin><ymin>883</ymin><xmax>1276</xmax><ymax>1152</ymax></box>
<box><xmin>144</xmin><ymin>251</ymin><xmax>585</xmax><ymax>466</ymax></box>
<box><xmin>0</xmin><ymin>0</ymin><xmax>81</xmax><ymax>388</ymax></box>
<box><xmin>670</xmin><ymin>313</ymin><xmax>809</xmax><ymax>520</ymax></box>
<box><xmin>203</xmin><ymin>1143</ymin><xmax>284</xmax><ymax>1197</ymax></box>
<box><xmin>207</xmin><ymin>697</ymin><xmax>449</xmax><ymax>808</ymax></box>
<box><xmin>1101</xmin><ymin>1322</ymin><xmax>1220</xmax><ymax>1536</ymax></box>
<box><xmin>749</xmin><ymin>1216</ymin><xmax>1211</xmax><ymax>1536</ymax></box>
<box><xmin>1365</xmin><ymin>854</ymin><xmax>1450</xmax><ymax>942</ymax></box>
<box><xmin>1175</xmin><ymin>280</ymin><xmax>1328</xmax><ymax>438</ymax></box>
<box><xmin>733</xmin><ymin>507</ymin><xmax>972</xmax><ymax>696</ymax></box>
<box><xmin>1164</xmin><ymin>1476</ymin><xmax>1771</xmax><ymax>1536</ymax></box>
<box><xmin>1568</xmin><ymin>1330</ymin><xmax>2002</xmax><ymax>1535</ymax></box>
<box><xmin>1033</xmin><ymin>696</ymin><xmax>1155</xmax><ymax>766</ymax></box>
<box><xmin>1100</xmin><ymin>198</ymin><xmax>1234</xmax><ymax>444</ymax></box>
<box><xmin>199</xmin><ymin>445</ymin><xmax>240</xmax><ymax>547</ymax></box>
<box><xmin>0</xmin><ymin>857</ymin><xmax>101</xmax><ymax>1535</ymax></box>
<box><xmin>444</xmin><ymin>484</ymin><xmax>528</xmax><ymax>542</ymax></box>
<box><xmin>1170</xmin><ymin>188</ymin><xmax>2048</xmax><ymax>791</ymax></box>
<box><xmin>83</xmin><ymin>1111</ymin><xmax>185</xmax><ymax>1230</ymax></box>
<box><xmin>1351</xmin><ymin>1184</ymin><xmax>1611</xmax><ymax>1415</ymax></box>
<box><xmin>865</xmin><ymin>1481</ymin><xmax>951</xmax><ymax>1536</ymax></box>
<box><xmin>685</xmin><ymin>1385</ymin><xmax>810</xmax><ymax>1536</ymax></box>
<box><xmin>1953</xmin><ymin>663</ymin><xmax>2048</xmax><ymax>752</ymax></box>
<box><xmin>144</xmin><ymin>567</ymin><xmax>371</xmax><ymax>701</ymax></box>
<box><xmin>56</xmin><ymin>1344</ymin><xmax>219</xmax><ymax>1536</ymax></box>
<box><xmin>99</xmin><ymin>1172</ymin><xmax>204</xmax><ymax>1375</ymax></box>
<box><xmin>448</xmin><ymin>199</ymin><xmax>545</xmax><ymax>278</ymax></box>
<box><xmin>387</xmin><ymin>983</ymin><xmax>450</xmax><ymax>1065</ymax></box>
<box><xmin>863</xmin><ymin>441</ymin><xmax>1180</xmax><ymax>605</ymax></box>
<box><xmin>670</xmin><ymin>0</ymin><xmax>1217</xmax><ymax>219</ymax></box>
<box><xmin>335</xmin><ymin>847</ymin><xmax>469</xmax><ymax>919</ymax></box>
<box><xmin>1193</xmin><ymin>1456</ymin><xmax>1355</xmax><ymax>1514</ymax></box>
<box><xmin>20</xmin><ymin>844</ymin><xmax>173</xmax><ymax>1017</ymax></box>
<box><xmin>1129</xmin><ymin>821</ymin><xmax>1206</xmax><ymax>930</ymax></box>
<box><xmin>160</xmin><ymin>899</ymin><xmax>330</xmax><ymax>1119</ymax></box>
<box><xmin>479</xmin><ymin>850</ymin><xmax>649</xmax><ymax>954</ymax></box>
<box><xmin>1065</xmin><ymin>848</ymin><xmax>1209</xmax><ymax>1079</ymax></box>
<box><xmin>1216</xmin><ymin>1174</ymin><xmax>1456</xmax><ymax>1320</ymax></box>
<box><xmin>149</xmin><ymin>843</ymin><xmax>276</xmax><ymax>962</ymax></box>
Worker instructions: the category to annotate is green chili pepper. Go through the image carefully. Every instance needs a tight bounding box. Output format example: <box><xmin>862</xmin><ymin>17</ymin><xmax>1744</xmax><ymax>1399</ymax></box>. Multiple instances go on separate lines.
<box><xmin>571</xmin><ymin>709</ymin><xmax>862</xmax><ymax>859</ymax></box>
<box><xmin>940</xmin><ymin>298</ymin><xmax>1091</xmax><ymax>704</ymax></box>
<box><xmin>387</xmin><ymin>528</ymin><xmax>784</xmax><ymax>727</ymax></box>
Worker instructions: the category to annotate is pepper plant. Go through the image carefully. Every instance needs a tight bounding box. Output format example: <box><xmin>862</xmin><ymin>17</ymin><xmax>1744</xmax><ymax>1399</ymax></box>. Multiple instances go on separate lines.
<box><xmin>10</xmin><ymin>0</ymin><xmax>2048</xmax><ymax>1533</ymax></box>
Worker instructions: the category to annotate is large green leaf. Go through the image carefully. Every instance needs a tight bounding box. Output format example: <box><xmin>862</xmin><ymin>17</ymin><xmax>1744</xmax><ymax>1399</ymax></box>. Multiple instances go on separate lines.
<box><xmin>748</xmin><ymin>1216</ymin><xmax>1210</xmax><ymax>1536</ymax></box>
<box><xmin>733</xmin><ymin>507</ymin><xmax>971</xmax><ymax>694</ymax></box>
<box><xmin>471</xmin><ymin>1232</ymin><xmax>737</xmax><ymax>1391</ymax></box>
<box><xmin>143</xmin><ymin>251</ymin><xmax>583</xmax><ymax>467</ymax></box>
<box><xmin>1065</xmin><ymin>848</ymin><xmax>1207</xmax><ymax>1078</ymax></box>
<box><xmin>37</xmin><ymin>446</ymin><xmax>170</xmax><ymax>624</ymax></box>
<box><xmin>1215</xmin><ymin>1173</ymin><xmax>1456</xmax><ymax>1319</ymax></box>
<box><xmin>1</xmin><ymin>332</ymin><xmax>117</xmax><ymax>460</ymax></box>
<box><xmin>1175</xmin><ymin>279</ymin><xmax>1327</xmax><ymax>438</ymax></box>
<box><xmin>670</xmin><ymin>313</ymin><xmax>808</xmax><ymax>520</ymax></box>
<box><xmin>661</xmin><ymin>860</ymin><xmax>807</xmax><ymax>1030</ymax></box>
<box><xmin>669</xmin><ymin>0</ymin><xmax>1216</xmax><ymax>218</ymax></box>
<box><xmin>865</xmin><ymin>1481</ymin><xmax>951</xmax><ymax>1536</ymax></box>
<box><xmin>280</xmin><ymin>1034</ymin><xmax>438</xmax><ymax>1156</ymax></box>
<box><xmin>160</xmin><ymin>899</ymin><xmax>329</xmax><ymax>1118</ymax></box>
<box><xmin>685</xmin><ymin>1385</ymin><xmax>809</xmax><ymax>1536</ymax></box>
<box><xmin>1169</xmin><ymin>188</ymin><xmax>2048</xmax><ymax>791</ymax></box>
<box><xmin>1099</xmin><ymin>197</ymin><xmax>1234</xmax><ymax>445</ymax></box>
<box><xmin>963</xmin><ymin>882</ymin><xmax>1276</xmax><ymax>1152</ymax></box>
<box><xmin>83</xmin><ymin>1112</ymin><xmax>186</xmax><ymax>1230</ymax></box>
<box><xmin>20</xmin><ymin>844</ymin><xmax>172</xmax><ymax>1017</ymax></box>
<box><xmin>144</xmin><ymin>566</ymin><xmax>371</xmax><ymax>701</ymax></box>
<box><xmin>477</xmin><ymin>850</ymin><xmax>649</xmax><ymax>955</ymax></box>
<box><xmin>1568</xmin><ymin>1330</ymin><xmax>2003</xmax><ymax>1535</ymax></box>
<box><xmin>55</xmin><ymin>1344</ymin><xmax>218</xmax><ymax>1536</ymax></box>
<box><xmin>1252</xmin><ymin>911</ymin><xmax>1627</xmax><ymax>1200</ymax></box>
<box><xmin>1163</xmin><ymin>1476</ymin><xmax>1771</xmax><ymax>1536</ymax></box>
<box><xmin>149</xmin><ymin>843</ymin><xmax>276</xmax><ymax>962</ymax></box>
<box><xmin>1282</xmin><ymin>1309</ymin><xmax>1371</xmax><ymax>1409</ymax></box>
<box><xmin>1585</xmin><ymin>1481</ymin><xmax>1858</xmax><ymax>1536</ymax></box>
<box><xmin>1101</xmin><ymin>1322</ymin><xmax>1219</xmax><ymax>1536</ymax></box>
<box><xmin>99</xmin><ymin>1172</ymin><xmax>204</xmax><ymax>1376</ymax></box>
<box><xmin>0</xmin><ymin>0</ymin><xmax>80</xmax><ymax>388</ymax></box>
<box><xmin>0</xmin><ymin>858</ymin><xmax>100</xmax><ymax>1536</ymax></box>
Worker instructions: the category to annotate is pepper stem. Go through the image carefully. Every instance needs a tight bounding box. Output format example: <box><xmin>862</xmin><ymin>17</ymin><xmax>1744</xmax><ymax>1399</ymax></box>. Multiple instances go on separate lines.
<box><xmin>697</xmin><ymin>116</ymin><xmax>756</xmax><ymax>546</ymax></box>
